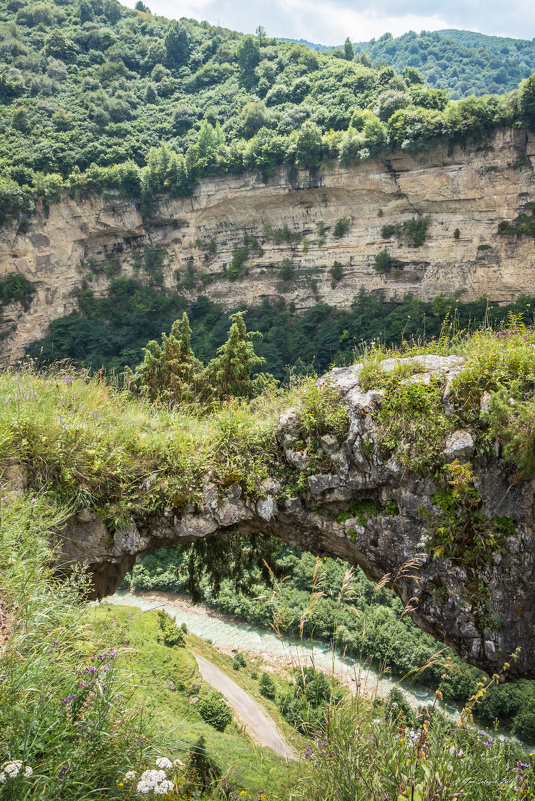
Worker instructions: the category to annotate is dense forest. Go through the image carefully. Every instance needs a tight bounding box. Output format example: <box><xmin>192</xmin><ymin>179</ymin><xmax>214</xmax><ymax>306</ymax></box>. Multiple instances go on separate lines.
<box><xmin>27</xmin><ymin>282</ymin><xmax>535</xmax><ymax>379</ymax></box>
<box><xmin>1</xmin><ymin>0</ymin><xmax>535</xmax><ymax>227</ymax></box>
<box><xmin>295</xmin><ymin>30</ymin><xmax>535</xmax><ymax>98</ymax></box>
<box><xmin>358</xmin><ymin>30</ymin><xmax>535</xmax><ymax>99</ymax></box>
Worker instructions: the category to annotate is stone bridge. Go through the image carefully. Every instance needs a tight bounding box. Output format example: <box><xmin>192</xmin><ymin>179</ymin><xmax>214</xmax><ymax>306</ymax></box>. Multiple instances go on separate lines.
<box><xmin>58</xmin><ymin>355</ymin><xmax>535</xmax><ymax>678</ymax></box>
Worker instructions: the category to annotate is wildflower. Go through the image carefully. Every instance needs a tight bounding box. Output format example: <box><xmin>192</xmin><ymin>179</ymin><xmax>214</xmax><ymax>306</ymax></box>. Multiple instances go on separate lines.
<box><xmin>124</xmin><ymin>770</ymin><xmax>137</xmax><ymax>781</ymax></box>
<box><xmin>155</xmin><ymin>757</ymin><xmax>173</xmax><ymax>770</ymax></box>
<box><xmin>136</xmin><ymin>769</ymin><xmax>167</xmax><ymax>794</ymax></box>
<box><xmin>1</xmin><ymin>761</ymin><xmax>33</xmax><ymax>779</ymax></box>
<box><xmin>154</xmin><ymin>780</ymin><xmax>174</xmax><ymax>795</ymax></box>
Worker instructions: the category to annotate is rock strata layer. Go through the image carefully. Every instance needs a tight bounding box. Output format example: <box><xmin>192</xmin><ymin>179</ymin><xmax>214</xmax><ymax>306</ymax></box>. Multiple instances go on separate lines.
<box><xmin>2</xmin><ymin>128</ymin><xmax>535</xmax><ymax>365</ymax></box>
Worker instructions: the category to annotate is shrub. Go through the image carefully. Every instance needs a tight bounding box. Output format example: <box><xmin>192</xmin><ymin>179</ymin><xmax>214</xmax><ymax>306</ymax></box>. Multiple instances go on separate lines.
<box><xmin>228</xmin><ymin>245</ymin><xmax>249</xmax><ymax>281</ymax></box>
<box><xmin>197</xmin><ymin>691</ymin><xmax>233</xmax><ymax>731</ymax></box>
<box><xmin>0</xmin><ymin>273</ymin><xmax>36</xmax><ymax>308</ymax></box>
<box><xmin>330</xmin><ymin>261</ymin><xmax>344</xmax><ymax>283</ymax></box>
<box><xmin>374</xmin><ymin>249</ymin><xmax>393</xmax><ymax>273</ymax></box>
<box><xmin>232</xmin><ymin>652</ymin><xmax>247</xmax><ymax>670</ymax></box>
<box><xmin>186</xmin><ymin>735</ymin><xmax>221</xmax><ymax>792</ymax></box>
<box><xmin>333</xmin><ymin>217</ymin><xmax>351</xmax><ymax>238</ymax></box>
<box><xmin>259</xmin><ymin>672</ymin><xmax>277</xmax><ymax>700</ymax></box>
<box><xmin>157</xmin><ymin>610</ymin><xmax>186</xmax><ymax>647</ymax></box>
<box><xmin>279</xmin><ymin>258</ymin><xmax>295</xmax><ymax>281</ymax></box>
<box><xmin>381</xmin><ymin>216</ymin><xmax>430</xmax><ymax>246</ymax></box>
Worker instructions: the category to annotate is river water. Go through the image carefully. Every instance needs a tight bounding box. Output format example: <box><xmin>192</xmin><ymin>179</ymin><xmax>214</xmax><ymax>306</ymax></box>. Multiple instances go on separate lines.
<box><xmin>106</xmin><ymin>591</ymin><xmax>438</xmax><ymax>708</ymax></box>
<box><xmin>104</xmin><ymin>590</ymin><xmax>532</xmax><ymax>753</ymax></box>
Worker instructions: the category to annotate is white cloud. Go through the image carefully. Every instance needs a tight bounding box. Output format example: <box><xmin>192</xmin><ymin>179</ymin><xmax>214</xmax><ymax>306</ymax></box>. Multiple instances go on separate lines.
<box><xmin>269</xmin><ymin>0</ymin><xmax>450</xmax><ymax>43</ymax></box>
<box><xmin>122</xmin><ymin>0</ymin><xmax>535</xmax><ymax>44</ymax></box>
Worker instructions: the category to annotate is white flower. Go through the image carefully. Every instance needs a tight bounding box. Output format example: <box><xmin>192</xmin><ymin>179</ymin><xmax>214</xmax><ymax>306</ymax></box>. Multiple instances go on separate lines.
<box><xmin>124</xmin><ymin>770</ymin><xmax>137</xmax><ymax>781</ymax></box>
<box><xmin>136</xmin><ymin>769</ymin><xmax>167</xmax><ymax>793</ymax></box>
<box><xmin>154</xmin><ymin>780</ymin><xmax>174</xmax><ymax>795</ymax></box>
<box><xmin>155</xmin><ymin>757</ymin><xmax>173</xmax><ymax>770</ymax></box>
<box><xmin>173</xmin><ymin>758</ymin><xmax>185</xmax><ymax>769</ymax></box>
<box><xmin>0</xmin><ymin>773</ymin><xmax>6</xmax><ymax>784</ymax></box>
<box><xmin>2</xmin><ymin>761</ymin><xmax>23</xmax><ymax>778</ymax></box>
<box><xmin>24</xmin><ymin>767</ymin><xmax>33</xmax><ymax>778</ymax></box>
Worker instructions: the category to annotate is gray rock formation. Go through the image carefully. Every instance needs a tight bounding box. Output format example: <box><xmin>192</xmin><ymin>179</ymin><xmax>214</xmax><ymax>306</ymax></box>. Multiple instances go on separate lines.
<box><xmin>53</xmin><ymin>355</ymin><xmax>535</xmax><ymax>679</ymax></box>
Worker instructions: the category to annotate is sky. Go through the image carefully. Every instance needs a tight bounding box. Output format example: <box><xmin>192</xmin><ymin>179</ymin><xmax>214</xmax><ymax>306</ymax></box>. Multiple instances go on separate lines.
<box><xmin>122</xmin><ymin>0</ymin><xmax>535</xmax><ymax>46</ymax></box>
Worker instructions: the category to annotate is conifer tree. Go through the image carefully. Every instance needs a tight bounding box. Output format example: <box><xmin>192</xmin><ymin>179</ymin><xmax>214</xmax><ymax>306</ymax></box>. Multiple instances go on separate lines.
<box><xmin>344</xmin><ymin>37</ymin><xmax>354</xmax><ymax>61</ymax></box>
<box><xmin>201</xmin><ymin>311</ymin><xmax>264</xmax><ymax>400</ymax></box>
<box><xmin>134</xmin><ymin>312</ymin><xmax>201</xmax><ymax>403</ymax></box>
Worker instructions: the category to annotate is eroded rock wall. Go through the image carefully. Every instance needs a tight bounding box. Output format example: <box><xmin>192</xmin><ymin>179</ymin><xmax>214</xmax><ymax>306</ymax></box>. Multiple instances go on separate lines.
<box><xmin>1</xmin><ymin>128</ymin><xmax>535</xmax><ymax>365</ymax></box>
<box><xmin>51</xmin><ymin>354</ymin><xmax>535</xmax><ymax>679</ymax></box>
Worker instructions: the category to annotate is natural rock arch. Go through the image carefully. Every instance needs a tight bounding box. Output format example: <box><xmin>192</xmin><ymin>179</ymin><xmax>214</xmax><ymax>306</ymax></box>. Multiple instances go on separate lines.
<box><xmin>56</xmin><ymin>355</ymin><xmax>535</xmax><ymax>678</ymax></box>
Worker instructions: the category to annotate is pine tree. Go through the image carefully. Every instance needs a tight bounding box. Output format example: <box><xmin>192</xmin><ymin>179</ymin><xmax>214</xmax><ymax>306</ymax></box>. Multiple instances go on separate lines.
<box><xmin>201</xmin><ymin>311</ymin><xmax>264</xmax><ymax>400</ymax></box>
<box><xmin>344</xmin><ymin>37</ymin><xmax>354</xmax><ymax>61</ymax></box>
<box><xmin>134</xmin><ymin>312</ymin><xmax>201</xmax><ymax>403</ymax></box>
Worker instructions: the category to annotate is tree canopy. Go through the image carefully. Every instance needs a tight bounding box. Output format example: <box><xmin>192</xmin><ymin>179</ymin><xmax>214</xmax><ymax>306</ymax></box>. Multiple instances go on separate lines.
<box><xmin>0</xmin><ymin>0</ymin><xmax>533</xmax><ymax>227</ymax></box>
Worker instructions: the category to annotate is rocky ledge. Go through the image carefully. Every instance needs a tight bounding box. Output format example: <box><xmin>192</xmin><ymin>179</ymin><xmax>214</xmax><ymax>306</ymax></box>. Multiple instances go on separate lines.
<box><xmin>55</xmin><ymin>354</ymin><xmax>534</xmax><ymax>678</ymax></box>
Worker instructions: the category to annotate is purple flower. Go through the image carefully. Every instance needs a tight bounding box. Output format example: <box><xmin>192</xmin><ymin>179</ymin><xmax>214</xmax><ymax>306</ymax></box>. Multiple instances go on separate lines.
<box><xmin>61</xmin><ymin>695</ymin><xmax>77</xmax><ymax>706</ymax></box>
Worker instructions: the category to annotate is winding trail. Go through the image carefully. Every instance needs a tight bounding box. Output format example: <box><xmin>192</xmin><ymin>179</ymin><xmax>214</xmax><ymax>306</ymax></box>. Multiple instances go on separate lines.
<box><xmin>193</xmin><ymin>653</ymin><xmax>296</xmax><ymax>760</ymax></box>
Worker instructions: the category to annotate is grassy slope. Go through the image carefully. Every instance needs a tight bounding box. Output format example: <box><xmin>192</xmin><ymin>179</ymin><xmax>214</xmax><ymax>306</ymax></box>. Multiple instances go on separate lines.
<box><xmin>3</xmin><ymin>323</ymin><xmax>535</xmax><ymax>525</ymax></box>
<box><xmin>0</xmin><ymin>365</ymin><xmax>297</xmax><ymax>529</ymax></box>
<box><xmin>4</xmin><ymin>323</ymin><xmax>535</xmax><ymax>797</ymax></box>
<box><xmin>89</xmin><ymin>604</ymin><xmax>298</xmax><ymax>795</ymax></box>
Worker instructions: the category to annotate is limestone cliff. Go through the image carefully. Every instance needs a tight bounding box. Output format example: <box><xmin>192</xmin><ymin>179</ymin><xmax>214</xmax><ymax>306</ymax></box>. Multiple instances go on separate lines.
<box><xmin>53</xmin><ymin>353</ymin><xmax>535</xmax><ymax>679</ymax></box>
<box><xmin>1</xmin><ymin>127</ymin><xmax>535</xmax><ymax>366</ymax></box>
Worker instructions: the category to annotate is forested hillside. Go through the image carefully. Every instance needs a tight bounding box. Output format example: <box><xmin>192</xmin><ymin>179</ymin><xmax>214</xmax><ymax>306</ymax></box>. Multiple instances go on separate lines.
<box><xmin>294</xmin><ymin>29</ymin><xmax>535</xmax><ymax>98</ymax></box>
<box><xmin>26</xmin><ymin>283</ymin><xmax>535</xmax><ymax>379</ymax></box>
<box><xmin>357</xmin><ymin>30</ymin><xmax>535</xmax><ymax>98</ymax></box>
<box><xmin>1</xmin><ymin>0</ymin><xmax>535</xmax><ymax>227</ymax></box>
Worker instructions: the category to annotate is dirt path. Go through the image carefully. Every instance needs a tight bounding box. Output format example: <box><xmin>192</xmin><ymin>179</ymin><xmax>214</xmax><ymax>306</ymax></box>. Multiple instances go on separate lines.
<box><xmin>193</xmin><ymin>653</ymin><xmax>296</xmax><ymax>761</ymax></box>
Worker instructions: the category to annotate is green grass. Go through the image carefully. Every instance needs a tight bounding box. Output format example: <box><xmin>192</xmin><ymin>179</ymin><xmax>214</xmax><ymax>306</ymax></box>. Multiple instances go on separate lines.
<box><xmin>88</xmin><ymin>605</ymin><xmax>297</xmax><ymax>797</ymax></box>
<box><xmin>191</xmin><ymin>637</ymin><xmax>305</xmax><ymax>754</ymax></box>
<box><xmin>0</xmin><ymin>495</ymin><xmax>154</xmax><ymax>800</ymax></box>
<box><xmin>0</xmin><ymin>487</ymin><xmax>297</xmax><ymax>798</ymax></box>
<box><xmin>0</xmin><ymin>366</ymin><xmax>299</xmax><ymax>529</ymax></box>
<box><xmin>3</xmin><ymin>320</ymin><xmax>535</xmax><ymax>541</ymax></box>
<box><xmin>2</xmin><ymin>481</ymin><xmax>535</xmax><ymax>798</ymax></box>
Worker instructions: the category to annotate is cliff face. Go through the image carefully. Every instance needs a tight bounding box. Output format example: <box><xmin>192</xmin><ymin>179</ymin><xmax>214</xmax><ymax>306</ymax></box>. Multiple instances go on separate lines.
<box><xmin>1</xmin><ymin>127</ymin><xmax>535</xmax><ymax>365</ymax></box>
<box><xmin>53</xmin><ymin>353</ymin><xmax>535</xmax><ymax>679</ymax></box>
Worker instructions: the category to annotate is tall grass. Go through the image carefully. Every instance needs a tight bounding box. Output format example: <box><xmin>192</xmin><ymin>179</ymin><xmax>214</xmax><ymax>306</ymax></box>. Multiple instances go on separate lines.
<box><xmin>0</xmin><ymin>364</ymin><xmax>297</xmax><ymax>529</ymax></box>
<box><xmin>260</xmin><ymin>556</ymin><xmax>534</xmax><ymax>800</ymax></box>
<box><xmin>0</xmin><ymin>494</ymin><xmax>152</xmax><ymax>799</ymax></box>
